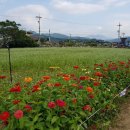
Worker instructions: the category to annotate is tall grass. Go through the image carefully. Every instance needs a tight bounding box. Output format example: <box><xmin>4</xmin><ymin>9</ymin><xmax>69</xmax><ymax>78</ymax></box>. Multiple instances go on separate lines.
<box><xmin>1</xmin><ymin>47</ymin><xmax>130</xmax><ymax>72</ymax></box>
<box><xmin>0</xmin><ymin>48</ymin><xmax>130</xmax><ymax>71</ymax></box>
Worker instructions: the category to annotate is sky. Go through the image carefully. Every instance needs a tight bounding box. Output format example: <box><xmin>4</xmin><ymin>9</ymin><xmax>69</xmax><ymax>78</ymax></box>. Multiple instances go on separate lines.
<box><xmin>0</xmin><ymin>0</ymin><xmax>130</xmax><ymax>39</ymax></box>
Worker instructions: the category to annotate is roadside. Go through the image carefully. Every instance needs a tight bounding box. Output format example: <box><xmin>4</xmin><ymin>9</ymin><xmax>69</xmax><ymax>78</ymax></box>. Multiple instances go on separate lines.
<box><xmin>109</xmin><ymin>96</ymin><xmax>130</xmax><ymax>130</ymax></box>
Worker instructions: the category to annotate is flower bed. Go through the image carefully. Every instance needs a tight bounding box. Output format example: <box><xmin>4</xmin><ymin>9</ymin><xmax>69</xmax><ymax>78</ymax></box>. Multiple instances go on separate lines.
<box><xmin>0</xmin><ymin>60</ymin><xmax>130</xmax><ymax>130</ymax></box>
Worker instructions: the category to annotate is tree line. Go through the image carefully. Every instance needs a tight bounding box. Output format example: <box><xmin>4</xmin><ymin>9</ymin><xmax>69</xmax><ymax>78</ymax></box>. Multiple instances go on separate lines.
<box><xmin>0</xmin><ymin>20</ymin><xmax>112</xmax><ymax>48</ymax></box>
<box><xmin>0</xmin><ymin>20</ymin><xmax>38</xmax><ymax>48</ymax></box>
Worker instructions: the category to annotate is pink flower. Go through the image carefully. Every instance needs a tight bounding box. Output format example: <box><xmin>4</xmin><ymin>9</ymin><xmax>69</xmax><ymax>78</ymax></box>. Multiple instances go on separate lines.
<box><xmin>14</xmin><ymin>110</ymin><xmax>23</xmax><ymax>119</ymax></box>
<box><xmin>48</xmin><ymin>102</ymin><xmax>56</xmax><ymax>109</ymax></box>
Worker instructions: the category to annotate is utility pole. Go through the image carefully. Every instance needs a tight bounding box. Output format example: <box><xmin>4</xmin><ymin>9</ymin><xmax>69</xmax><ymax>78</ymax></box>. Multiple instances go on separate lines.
<box><xmin>117</xmin><ymin>22</ymin><xmax>122</xmax><ymax>41</ymax></box>
<box><xmin>36</xmin><ymin>15</ymin><xmax>42</xmax><ymax>45</ymax></box>
<box><xmin>49</xmin><ymin>29</ymin><xmax>51</xmax><ymax>43</ymax></box>
<box><xmin>69</xmin><ymin>34</ymin><xmax>71</xmax><ymax>43</ymax></box>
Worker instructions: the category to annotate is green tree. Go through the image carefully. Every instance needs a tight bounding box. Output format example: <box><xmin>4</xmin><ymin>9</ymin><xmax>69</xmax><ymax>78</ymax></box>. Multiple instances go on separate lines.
<box><xmin>0</xmin><ymin>20</ymin><xmax>38</xmax><ymax>48</ymax></box>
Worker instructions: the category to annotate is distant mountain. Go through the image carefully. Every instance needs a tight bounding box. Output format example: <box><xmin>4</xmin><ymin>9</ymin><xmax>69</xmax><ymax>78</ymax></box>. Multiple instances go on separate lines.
<box><xmin>29</xmin><ymin>31</ymin><xmax>111</xmax><ymax>42</ymax></box>
<box><xmin>88</xmin><ymin>34</ymin><xmax>112</xmax><ymax>40</ymax></box>
<box><xmin>46</xmin><ymin>33</ymin><xmax>69</xmax><ymax>39</ymax></box>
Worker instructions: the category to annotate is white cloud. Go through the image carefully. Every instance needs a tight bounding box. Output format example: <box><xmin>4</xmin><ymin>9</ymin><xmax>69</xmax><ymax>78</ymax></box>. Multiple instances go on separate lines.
<box><xmin>97</xmin><ymin>26</ymin><xmax>103</xmax><ymax>30</ymax></box>
<box><xmin>100</xmin><ymin>0</ymin><xmax>130</xmax><ymax>7</ymax></box>
<box><xmin>6</xmin><ymin>4</ymin><xmax>52</xmax><ymax>31</ymax></box>
<box><xmin>52</xmin><ymin>0</ymin><xmax>105</xmax><ymax>14</ymax></box>
<box><xmin>51</xmin><ymin>0</ymin><xmax>130</xmax><ymax>15</ymax></box>
<box><xmin>100</xmin><ymin>0</ymin><xmax>119</xmax><ymax>6</ymax></box>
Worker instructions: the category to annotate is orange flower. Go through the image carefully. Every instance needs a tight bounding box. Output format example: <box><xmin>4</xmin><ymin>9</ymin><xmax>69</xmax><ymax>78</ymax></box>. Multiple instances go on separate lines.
<box><xmin>71</xmin><ymin>83</ymin><xmax>78</xmax><ymax>87</ymax></box>
<box><xmin>86</xmin><ymin>87</ymin><xmax>93</xmax><ymax>93</ymax></box>
<box><xmin>63</xmin><ymin>76</ymin><xmax>70</xmax><ymax>81</ymax></box>
<box><xmin>103</xmin><ymin>68</ymin><xmax>108</xmax><ymax>72</ymax></box>
<box><xmin>24</xmin><ymin>77</ymin><xmax>32</xmax><ymax>83</ymax></box>
<box><xmin>119</xmin><ymin>61</ymin><xmax>125</xmax><ymax>65</ymax></box>
<box><xmin>72</xmin><ymin>98</ymin><xmax>77</xmax><ymax>104</ymax></box>
<box><xmin>42</xmin><ymin>76</ymin><xmax>51</xmax><ymax>80</ymax></box>
<box><xmin>47</xmin><ymin>83</ymin><xmax>53</xmax><ymax>87</ymax></box>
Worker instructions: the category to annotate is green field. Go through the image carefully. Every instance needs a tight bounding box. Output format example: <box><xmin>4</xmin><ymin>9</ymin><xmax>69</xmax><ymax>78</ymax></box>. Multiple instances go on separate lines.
<box><xmin>0</xmin><ymin>47</ymin><xmax>130</xmax><ymax>129</ymax></box>
<box><xmin>0</xmin><ymin>47</ymin><xmax>130</xmax><ymax>81</ymax></box>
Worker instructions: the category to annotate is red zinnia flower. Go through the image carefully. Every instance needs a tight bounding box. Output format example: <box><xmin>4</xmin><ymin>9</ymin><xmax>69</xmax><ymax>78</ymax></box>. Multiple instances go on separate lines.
<box><xmin>94</xmin><ymin>64</ymin><xmax>99</xmax><ymax>67</ymax></box>
<box><xmin>0</xmin><ymin>112</ymin><xmax>10</xmax><ymax>121</ymax></box>
<box><xmin>82</xmin><ymin>105</ymin><xmax>92</xmax><ymax>111</ymax></box>
<box><xmin>37</xmin><ymin>80</ymin><xmax>45</xmax><ymax>85</ymax></box>
<box><xmin>70</xmin><ymin>74</ymin><xmax>75</xmax><ymax>77</ymax></box>
<box><xmin>88</xmin><ymin>94</ymin><xmax>94</xmax><ymax>99</ymax></box>
<box><xmin>93</xmin><ymin>81</ymin><xmax>100</xmax><ymax>86</ymax></box>
<box><xmin>94</xmin><ymin>72</ymin><xmax>103</xmax><ymax>77</ymax></box>
<box><xmin>80</xmin><ymin>76</ymin><xmax>86</xmax><ymax>80</ymax></box>
<box><xmin>9</xmin><ymin>85</ymin><xmax>21</xmax><ymax>92</ymax></box>
<box><xmin>125</xmin><ymin>64</ymin><xmax>129</xmax><ymax>68</ymax></box>
<box><xmin>73</xmin><ymin>65</ymin><xmax>79</xmax><ymax>69</ymax></box>
<box><xmin>48</xmin><ymin>102</ymin><xmax>56</xmax><ymax>109</ymax></box>
<box><xmin>14</xmin><ymin>110</ymin><xmax>23</xmax><ymax>119</ymax></box>
<box><xmin>99</xmin><ymin>64</ymin><xmax>104</xmax><ymax>67</ymax></box>
<box><xmin>24</xmin><ymin>104</ymin><xmax>32</xmax><ymax>112</ymax></box>
<box><xmin>32</xmin><ymin>85</ymin><xmax>40</xmax><ymax>92</ymax></box>
<box><xmin>12</xmin><ymin>100</ymin><xmax>21</xmax><ymax>105</ymax></box>
<box><xmin>54</xmin><ymin>82</ymin><xmax>61</xmax><ymax>87</ymax></box>
<box><xmin>56</xmin><ymin>99</ymin><xmax>66</xmax><ymax>107</ymax></box>
<box><xmin>0</xmin><ymin>76</ymin><xmax>7</xmax><ymax>79</ymax></box>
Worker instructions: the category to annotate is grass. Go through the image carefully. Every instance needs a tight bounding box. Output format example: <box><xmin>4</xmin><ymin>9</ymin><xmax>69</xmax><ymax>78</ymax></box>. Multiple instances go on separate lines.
<box><xmin>0</xmin><ymin>47</ymin><xmax>130</xmax><ymax>129</ymax></box>
<box><xmin>0</xmin><ymin>47</ymin><xmax>130</xmax><ymax>82</ymax></box>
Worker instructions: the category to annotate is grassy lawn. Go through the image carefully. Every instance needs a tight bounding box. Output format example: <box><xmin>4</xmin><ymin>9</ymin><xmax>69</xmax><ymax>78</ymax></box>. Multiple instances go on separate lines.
<box><xmin>0</xmin><ymin>47</ymin><xmax>130</xmax><ymax>129</ymax></box>
<box><xmin>0</xmin><ymin>47</ymin><xmax>130</xmax><ymax>82</ymax></box>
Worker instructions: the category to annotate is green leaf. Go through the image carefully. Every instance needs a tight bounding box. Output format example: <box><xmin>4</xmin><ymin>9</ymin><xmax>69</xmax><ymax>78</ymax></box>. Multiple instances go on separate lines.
<box><xmin>79</xmin><ymin>111</ymin><xmax>87</xmax><ymax>117</ymax></box>
<box><xmin>33</xmin><ymin>113</ymin><xmax>42</xmax><ymax>123</ymax></box>
<box><xmin>51</xmin><ymin>116</ymin><xmax>59</xmax><ymax>124</ymax></box>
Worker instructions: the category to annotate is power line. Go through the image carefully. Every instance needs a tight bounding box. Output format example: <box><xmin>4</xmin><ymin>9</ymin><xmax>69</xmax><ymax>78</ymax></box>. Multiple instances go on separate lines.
<box><xmin>44</xmin><ymin>17</ymin><xmax>90</xmax><ymax>26</ymax></box>
<box><xmin>0</xmin><ymin>14</ymin><xmax>92</xmax><ymax>26</ymax></box>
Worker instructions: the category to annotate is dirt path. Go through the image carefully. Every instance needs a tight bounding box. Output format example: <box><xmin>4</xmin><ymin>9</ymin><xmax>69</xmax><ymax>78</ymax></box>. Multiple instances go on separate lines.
<box><xmin>109</xmin><ymin>97</ymin><xmax>130</xmax><ymax>130</ymax></box>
